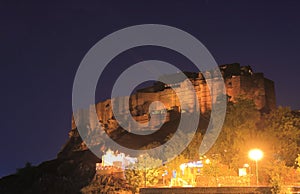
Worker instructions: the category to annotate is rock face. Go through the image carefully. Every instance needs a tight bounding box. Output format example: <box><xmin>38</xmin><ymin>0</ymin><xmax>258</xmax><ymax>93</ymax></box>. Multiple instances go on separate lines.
<box><xmin>71</xmin><ymin>63</ymin><xmax>276</xmax><ymax>132</ymax></box>
<box><xmin>0</xmin><ymin>150</ymin><xmax>100</xmax><ymax>194</ymax></box>
<box><xmin>0</xmin><ymin>63</ymin><xmax>276</xmax><ymax>194</ymax></box>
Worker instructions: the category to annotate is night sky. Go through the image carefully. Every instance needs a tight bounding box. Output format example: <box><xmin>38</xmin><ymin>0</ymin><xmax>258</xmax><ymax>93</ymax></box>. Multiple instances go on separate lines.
<box><xmin>1</xmin><ymin>1</ymin><xmax>300</xmax><ymax>177</ymax></box>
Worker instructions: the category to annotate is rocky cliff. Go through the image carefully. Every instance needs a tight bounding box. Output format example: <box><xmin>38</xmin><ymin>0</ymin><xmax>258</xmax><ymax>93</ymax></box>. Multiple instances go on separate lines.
<box><xmin>0</xmin><ymin>63</ymin><xmax>276</xmax><ymax>194</ymax></box>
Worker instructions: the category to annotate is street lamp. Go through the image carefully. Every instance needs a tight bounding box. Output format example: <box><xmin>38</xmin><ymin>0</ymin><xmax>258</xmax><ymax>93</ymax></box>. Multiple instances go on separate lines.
<box><xmin>248</xmin><ymin>149</ymin><xmax>263</xmax><ymax>185</ymax></box>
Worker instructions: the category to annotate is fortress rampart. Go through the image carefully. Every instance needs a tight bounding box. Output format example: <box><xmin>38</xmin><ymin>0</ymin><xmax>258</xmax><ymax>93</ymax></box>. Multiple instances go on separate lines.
<box><xmin>71</xmin><ymin>63</ymin><xmax>276</xmax><ymax>133</ymax></box>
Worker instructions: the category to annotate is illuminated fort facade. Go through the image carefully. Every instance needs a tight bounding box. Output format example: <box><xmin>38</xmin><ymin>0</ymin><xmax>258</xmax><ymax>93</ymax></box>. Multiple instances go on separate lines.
<box><xmin>71</xmin><ymin>63</ymin><xmax>276</xmax><ymax>132</ymax></box>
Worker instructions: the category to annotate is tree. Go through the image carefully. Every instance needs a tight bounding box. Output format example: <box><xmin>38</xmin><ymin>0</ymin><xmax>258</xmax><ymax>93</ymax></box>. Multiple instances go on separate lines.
<box><xmin>125</xmin><ymin>154</ymin><xmax>162</xmax><ymax>193</ymax></box>
<box><xmin>81</xmin><ymin>174</ymin><xmax>129</xmax><ymax>194</ymax></box>
<box><xmin>296</xmin><ymin>154</ymin><xmax>300</xmax><ymax>172</ymax></box>
<box><xmin>124</xmin><ymin>169</ymin><xmax>142</xmax><ymax>194</ymax></box>
<box><xmin>181</xmin><ymin>132</ymin><xmax>202</xmax><ymax>161</ymax></box>
<box><xmin>163</xmin><ymin>130</ymin><xmax>193</xmax><ymax>162</ymax></box>
<box><xmin>261</xmin><ymin>107</ymin><xmax>300</xmax><ymax>166</ymax></box>
<box><xmin>264</xmin><ymin>160</ymin><xmax>294</xmax><ymax>194</ymax></box>
<box><xmin>208</xmin><ymin>97</ymin><xmax>260</xmax><ymax>169</ymax></box>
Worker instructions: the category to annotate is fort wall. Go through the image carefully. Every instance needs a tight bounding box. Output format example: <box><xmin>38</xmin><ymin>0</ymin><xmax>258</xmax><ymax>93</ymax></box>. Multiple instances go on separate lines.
<box><xmin>71</xmin><ymin>63</ymin><xmax>276</xmax><ymax>131</ymax></box>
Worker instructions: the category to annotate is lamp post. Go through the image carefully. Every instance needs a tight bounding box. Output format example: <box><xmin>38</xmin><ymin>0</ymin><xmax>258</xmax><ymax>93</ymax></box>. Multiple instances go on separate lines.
<box><xmin>248</xmin><ymin>149</ymin><xmax>263</xmax><ymax>185</ymax></box>
<box><xmin>140</xmin><ymin>154</ymin><xmax>147</xmax><ymax>187</ymax></box>
<box><xmin>144</xmin><ymin>161</ymin><xmax>147</xmax><ymax>188</ymax></box>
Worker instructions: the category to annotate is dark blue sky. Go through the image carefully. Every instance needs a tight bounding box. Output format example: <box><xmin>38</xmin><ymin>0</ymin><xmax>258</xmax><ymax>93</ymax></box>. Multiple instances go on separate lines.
<box><xmin>1</xmin><ymin>0</ymin><xmax>300</xmax><ymax>177</ymax></box>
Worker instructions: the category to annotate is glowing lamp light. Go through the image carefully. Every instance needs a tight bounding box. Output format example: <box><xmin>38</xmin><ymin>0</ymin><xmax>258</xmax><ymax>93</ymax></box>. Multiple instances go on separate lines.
<box><xmin>205</xmin><ymin>159</ymin><xmax>210</xmax><ymax>164</ymax></box>
<box><xmin>249</xmin><ymin>149</ymin><xmax>263</xmax><ymax>161</ymax></box>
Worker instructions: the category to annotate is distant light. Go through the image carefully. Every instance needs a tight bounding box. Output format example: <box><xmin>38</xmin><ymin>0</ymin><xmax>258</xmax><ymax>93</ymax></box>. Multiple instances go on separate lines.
<box><xmin>180</xmin><ymin>164</ymin><xmax>186</xmax><ymax>171</ymax></box>
<box><xmin>205</xmin><ymin>159</ymin><xmax>211</xmax><ymax>164</ymax></box>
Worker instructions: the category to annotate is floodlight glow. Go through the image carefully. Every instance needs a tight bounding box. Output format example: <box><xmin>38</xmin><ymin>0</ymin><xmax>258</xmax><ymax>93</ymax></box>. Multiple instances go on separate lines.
<box><xmin>249</xmin><ymin>149</ymin><xmax>263</xmax><ymax>161</ymax></box>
